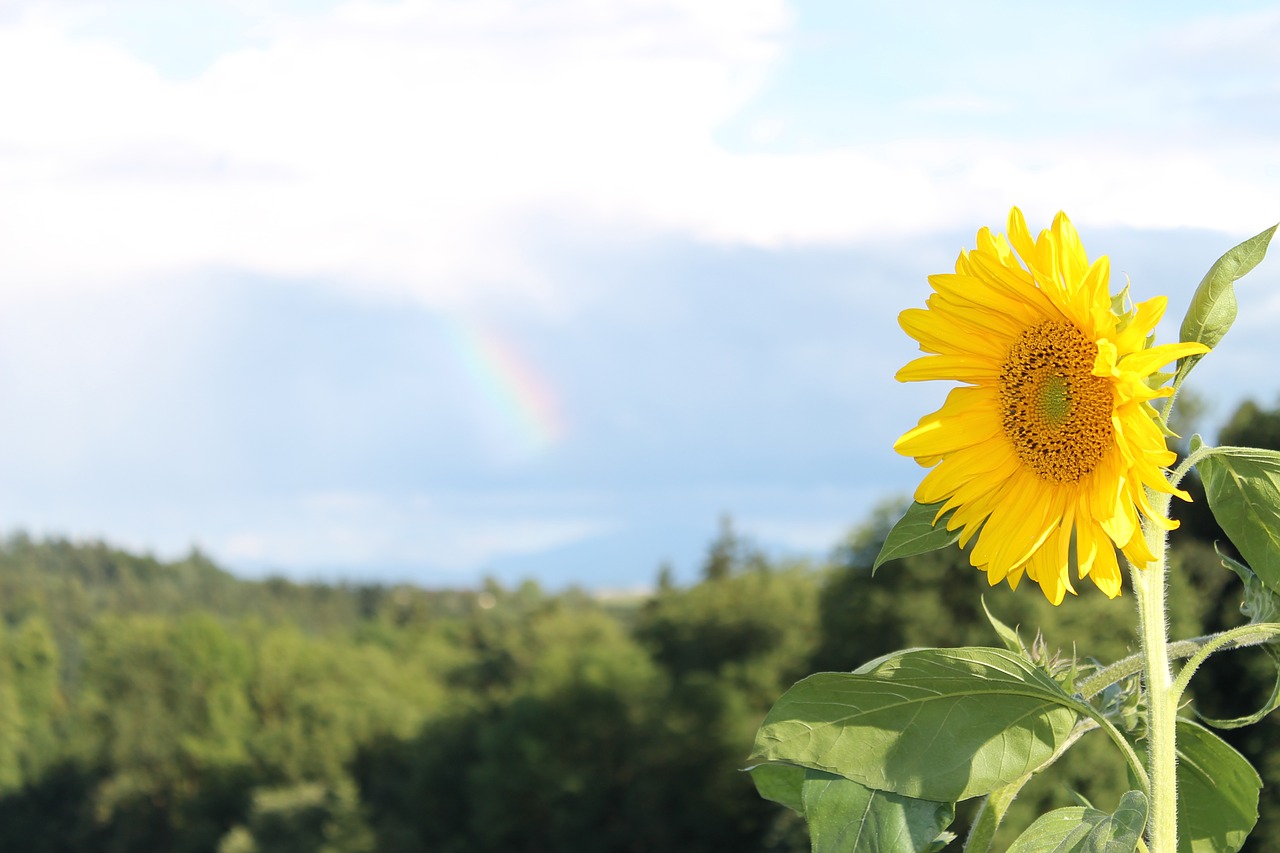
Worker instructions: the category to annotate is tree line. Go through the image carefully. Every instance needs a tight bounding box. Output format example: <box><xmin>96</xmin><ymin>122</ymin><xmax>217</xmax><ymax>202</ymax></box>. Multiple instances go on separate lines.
<box><xmin>0</xmin><ymin>397</ymin><xmax>1277</xmax><ymax>851</ymax></box>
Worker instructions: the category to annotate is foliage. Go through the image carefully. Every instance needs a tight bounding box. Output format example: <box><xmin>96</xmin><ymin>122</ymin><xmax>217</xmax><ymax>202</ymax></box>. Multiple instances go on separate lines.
<box><xmin>4</xmin><ymin>387</ymin><xmax>1280</xmax><ymax>853</ymax></box>
<box><xmin>0</xmin><ymin>527</ymin><xmax>815</xmax><ymax>851</ymax></box>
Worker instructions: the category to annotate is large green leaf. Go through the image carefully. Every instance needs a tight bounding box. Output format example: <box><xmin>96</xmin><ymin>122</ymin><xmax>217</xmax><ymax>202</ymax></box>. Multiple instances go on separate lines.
<box><xmin>1197</xmin><ymin>447</ymin><xmax>1280</xmax><ymax>595</ymax></box>
<box><xmin>1177</xmin><ymin>719</ymin><xmax>1261</xmax><ymax>853</ymax></box>
<box><xmin>802</xmin><ymin>770</ymin><xmax>955</xmax><ymax>853</ymax></box>
<box><xmin>750</xmin><ymin>647</ymin><xmax>1079</xmax><ymax>802</ymax></box>
<box><xmin>1174</xmin><ymin>224</ymin><xmax>1276</xmax><ymax>389</ymax></box>
<box><xmin>873</xmin><ymin>501</ymin><xmax>960</xmax><ymax>572</ymax></box>
<box><xmin>1005</xmin><ymin>790</ymin><xmax>1146</xmax><ymax>853</ymax></box>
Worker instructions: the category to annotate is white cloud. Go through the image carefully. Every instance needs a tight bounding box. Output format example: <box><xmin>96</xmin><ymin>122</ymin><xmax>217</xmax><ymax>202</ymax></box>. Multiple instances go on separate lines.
<box><xmin>0</xmin><ymin>485</ymin><xmax>618</xmax><ymax>581</ymax></box>
<box><xmin>738</xmin><ymin>517</ymin><xmax>851</xmax><ymax>553</ymax></box>
<box><xmin>1</xmin><ymin>0</ymin><xmax>1277</xmax><ymax>315</ymax></box>
<box><xmin>212</xmin><ymin>489</ymin><xmax>618</xmax><ymax>579</ymax></box>
<box><xmin>1152</xmin><ymin>6</ymin><xmax>1280</xmax><ymax>70</ymax></box>
<box><xmin>0</xmin><ymin>0</ymin><xmax>790</xmax><ymax>309</ymax></box>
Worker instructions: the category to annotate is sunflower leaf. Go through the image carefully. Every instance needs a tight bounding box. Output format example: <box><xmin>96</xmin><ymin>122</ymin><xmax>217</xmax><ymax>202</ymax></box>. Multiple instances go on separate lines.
<box><xmin>1177</xmin><ymin>719</ymin><xmax>1261</xmax><ymax>853</ymax></box>
<box><xmin>1005</xmin><ymin>790</ymin><xmax>1146</xmax><ymax>853</ymax></box>
<box><xmin>801</xmin><ymin>770</ymin><xmax>956</xmax><ymax>853</ymax></box>
<box><xmin>746</xmin><ymin>762</ymin><xmax>806</xmax><ymax>815</ymax></box>
<box><xmin>1216</xmin><ymin>543</ymin><xmax>1257</xmax><ymax>585</ymax></box>
<box><xmin>1174</xmin><ymin>224</ymin><xmax>1276</xmax><ymax>390</ymax></box>
<box><xmin>964</xmin><ymin>776</ymin><xmax>1037</xmax><ymax>853</ymax></box>
<box><xmin>872</xmin><ymin>501</ymin><xmax>960</xmax><ymax>573</ymax></box>
<box><xmin>1197</xmin><ymin>447</ymin><xmax>1280</xmax><ymax>596</ymax></box>
<box><xmin>1214</xmin><ymin>542</ymin><xmax>1280</xmax><ymax>625</ymax></box>
<box><xmin>750</xmin><ymin>647</ymin><xmax>1080</xmax><ymax>802</ymax></box>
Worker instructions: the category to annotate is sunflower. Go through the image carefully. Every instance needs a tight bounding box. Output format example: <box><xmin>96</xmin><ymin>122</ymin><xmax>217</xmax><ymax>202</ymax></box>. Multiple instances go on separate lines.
<box><xmin>893</xmin><ymin>208</ymin><xmax>1208</xmax><ymax>604</ymax></box>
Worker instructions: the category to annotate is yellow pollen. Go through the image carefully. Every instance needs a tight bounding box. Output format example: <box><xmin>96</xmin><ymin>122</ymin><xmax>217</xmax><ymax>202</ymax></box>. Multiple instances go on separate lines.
<box><xmin>999</xmin><ymin>321</ymin><xmax>1114</xmax><ymax>483</ymax></box>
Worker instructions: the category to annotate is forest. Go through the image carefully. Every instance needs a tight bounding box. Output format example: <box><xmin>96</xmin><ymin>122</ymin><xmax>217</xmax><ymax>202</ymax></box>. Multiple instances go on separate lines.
<box><xmin>0</xmin><ymin>397</ymin><xmax>1279</xmax><ymax>852</ymax></box>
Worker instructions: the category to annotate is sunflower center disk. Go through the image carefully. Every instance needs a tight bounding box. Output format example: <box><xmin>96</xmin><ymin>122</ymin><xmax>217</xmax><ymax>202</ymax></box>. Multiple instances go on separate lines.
<box><xmin>999</xmin><ymin>321</ymin><xmax>1114</xmax><ymax>484</ymax></box>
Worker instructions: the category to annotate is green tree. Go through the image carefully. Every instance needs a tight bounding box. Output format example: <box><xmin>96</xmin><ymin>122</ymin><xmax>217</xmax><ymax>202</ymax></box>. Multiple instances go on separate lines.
<box><xmin>246</xmin><ymin>626</ymin><xmax>440</xmax><ymax>785</ymax></box>
<box><xmin>7</xmin><ymin>615</ymin><xmax>63</xmax><ymax>784</ymax></box>
<box><xmin>217</xmin><ymin>779</ymin><xmax>374</xmax><ymax>853</ymax></box>
<box><xmin>637</xmin><ymin>561</ymin><xmax>819</xmax><ymax>705</ymax></box>
<box><xmin>76</xmin><ymin>613</ymin><xmax>255</xmax><ymax>852</ymax></box>
<box><xmin>700</xmin><ymin>516</ymin><xmax>766</xmax><ymax>582</ymax></box>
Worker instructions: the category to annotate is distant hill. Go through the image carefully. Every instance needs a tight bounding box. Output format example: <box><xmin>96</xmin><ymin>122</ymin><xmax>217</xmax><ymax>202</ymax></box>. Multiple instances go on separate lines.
<box><xmin>0</xmin><ymin>532</ymin><xmax>481</xmax><ymax>639</ymax></box>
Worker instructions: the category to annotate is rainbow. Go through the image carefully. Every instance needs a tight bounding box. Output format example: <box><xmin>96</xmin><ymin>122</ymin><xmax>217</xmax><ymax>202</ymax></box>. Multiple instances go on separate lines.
<box><xmin>441</xmin><ymin>316</ymin><xmax>566</xmax><ymax>458</ymax></box>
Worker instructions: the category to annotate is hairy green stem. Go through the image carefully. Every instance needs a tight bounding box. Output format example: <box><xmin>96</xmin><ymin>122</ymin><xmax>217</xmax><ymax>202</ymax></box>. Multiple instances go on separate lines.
<box><xmin>1078</xmin><ymin>627</ymin><xmax>1280</xmax><ymax>700</ymax></box>
<box><xmin>1132</xmin><ymin>486</ymin><xmax>1178</xmax><ymax>853</ymax></box>
<box><xmin>1171</xmin><ymin>622</ymin><xmax>1280</xmax><ymax>701</ymax></box>
<box><xmin>1169</xmin><ymin>447</ymin><xmax>1206</xmax><ymax>489</ymax></box>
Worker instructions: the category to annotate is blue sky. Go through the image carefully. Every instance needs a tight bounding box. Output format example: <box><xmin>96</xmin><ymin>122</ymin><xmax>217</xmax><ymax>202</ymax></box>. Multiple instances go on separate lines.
<box><xmin>0</xmin><ymin>0</ymin><xmax>1277</xmax><ymax>589</ymax></box>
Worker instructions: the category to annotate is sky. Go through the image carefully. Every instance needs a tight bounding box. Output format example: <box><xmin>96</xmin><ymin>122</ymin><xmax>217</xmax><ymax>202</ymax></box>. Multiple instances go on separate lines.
<box><xmin>0</xmin><ymin>0</ymin><xmax>1278</xmax><ymax>590</ymax></box>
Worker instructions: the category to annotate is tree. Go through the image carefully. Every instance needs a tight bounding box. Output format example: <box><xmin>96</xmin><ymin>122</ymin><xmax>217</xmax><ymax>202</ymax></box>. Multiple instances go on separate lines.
<box><xmin>76</xmin><ymin>614</ymin><xmax>255</xmax><ymax>852</ymax></box>
<box><xmin>1219</xmin><ymin>396</ymin><xmax>1280</xmax><ymax>450</ymax></box>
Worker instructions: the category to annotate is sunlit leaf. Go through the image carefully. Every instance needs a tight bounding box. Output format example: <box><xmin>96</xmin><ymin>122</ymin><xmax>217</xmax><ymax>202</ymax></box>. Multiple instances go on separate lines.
<box><xmin>1005</xmin><ymin>790</ymin><xmax>1146</xmax><ymax>853</ymax></box>
<box><xmin>747</xmin><ymin>762</ymin><xmax>805</xmax><ymax>815</ymax></box>
<box><xmin>1197</xmin><ymin>447</ymin><xmax>1280</xmax><ymax>595</ymax></box>
<box><xmin>1177</xmin><ymin>719</ymin><xmax>1261</xmax><ymax>853</ymax></box>
<box><xmin>750</xmin><ymin>647</ymin><xmax>1079</xmax><ymax>802</ymax></box>
<box><xmin>872</xmin><ymin>501</ymin><xmax>960</xmax><ymax>573</ymax></box>
<box><xmin>1175</xmin><ymin>224</ymin><xmax>1276</xmax><ymax>389</ymax></box>
<box><xmin>802</xmin><ymin>770</ymin><xmax>955</xmax><ymax>853</ymax></box>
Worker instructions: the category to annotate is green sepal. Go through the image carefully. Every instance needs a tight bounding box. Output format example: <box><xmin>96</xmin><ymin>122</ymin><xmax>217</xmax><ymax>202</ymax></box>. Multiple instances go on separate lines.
<box><xmin>873</xmin><ymin>501</ymin><xmax>960</xmax><ymax>573</ymax></box>
<box><xmin>1111</xmin><ymin>280</ymin><xmax>1133</xmax><ymax>325</ymax></box>
<box><xmin>981</xmin><ymin>596</ymin><xmax>1027</xmax><ymax>657</ymax></box>
<box><xmin>1174</xmin><ymin>224</ymin><xmax>1277</xmax><ymax>390</ymax></box>
<box><xmin>1005</xmin><ymin>790</ymin><xmax>1146</xmax><ymax>853</ymax></box>
<box><xmin>1146</xmin><ymin>369</ymin><xmax>1175</xmax><ymax>391</ymax></box>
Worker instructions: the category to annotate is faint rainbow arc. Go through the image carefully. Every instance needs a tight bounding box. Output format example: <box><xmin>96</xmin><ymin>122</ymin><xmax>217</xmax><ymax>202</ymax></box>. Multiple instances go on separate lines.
<box><xmin>442</xmin><ymin>317</ymin><xmax>567</xmax><ymax>456</ymax></box>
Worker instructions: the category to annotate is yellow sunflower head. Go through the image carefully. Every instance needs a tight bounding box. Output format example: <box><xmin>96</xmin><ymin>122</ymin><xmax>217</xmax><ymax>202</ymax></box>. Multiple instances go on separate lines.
<box><xmin>894</xmin><ymin>208</ymin><xmax>1209</xmax><ymax>604</ymax></box>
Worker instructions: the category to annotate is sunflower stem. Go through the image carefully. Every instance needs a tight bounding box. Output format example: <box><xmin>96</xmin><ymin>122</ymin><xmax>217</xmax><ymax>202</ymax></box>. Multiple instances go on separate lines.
<box><xmin>1077</xmin><ymin>628</ymin><xmax>1280</xmax><ymax>700</ymax></box>
<box><xmin>1132</xmin><ymin>487</ymin><xmax>1178</xmax><ymax>853</ymax></box>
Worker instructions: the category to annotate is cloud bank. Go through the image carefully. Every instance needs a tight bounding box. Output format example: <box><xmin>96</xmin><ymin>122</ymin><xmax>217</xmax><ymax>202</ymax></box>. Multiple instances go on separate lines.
<box><xmin>3</xmin><ymin>0</ymin><xmax>1277</xmax><ymax>311</ymax></box>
